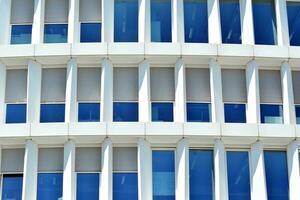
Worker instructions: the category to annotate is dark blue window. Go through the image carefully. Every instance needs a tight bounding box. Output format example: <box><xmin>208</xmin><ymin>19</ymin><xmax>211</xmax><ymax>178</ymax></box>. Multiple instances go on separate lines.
<box><xmin>252</xmin><ymin>0</ymin><xmax>277</xmax><ymax>45</ymax></box>
<box><xmin>260</xmin><ymin>104</ymin><xmax>283</xmax><ymax>124</ymax></box>
<box><xmin>287</xmin><ymin>2</ymin><xmax>300</xmax><ymax>46</ymax></box>
<box><xmin>80</xmin><ymin>23</ymin><xmax>101</xmax><ymax>43</ymax></box>
<box><xmin>220</xmin><ymin>0</ymin><xmax>241</xmax><ymax>44</ymax></box>
<box><xmin>187</xmin><ymin>103</ymin><xmax>211</xmax><ymax>122</ymax></box>
<box><xmin>78</xmin><ymin>103</ymin><xmax>100</xmax><ymax>122</ymax></box>
<box><xmin>44</xmin><ymin>24</ymin><xmax>68</xmax><ymax>43</ymax></box>
<box><xmin>113</xmin><ymin>102</ymin><xmax>138</xmax><ymax>122</ymax></box>
<box><xmin>6</xmin><ymin>104</ymin><xmax>26</xmax><ymax>123</ymax></box>
<box><xmin>224</xmin><ymin>104</ymin><xmax>246</xmax><ymax>123</ymax></box>
<box><xmin>295</xmin><ymin>105</ymin><xmax>300</xmax><ymax>124</ymax></box>
<box><xmin>37</xmin><ymin>173</ymin><xmax>63</xmax><ymax>200</ymax></box>
<box><xmin>227</xmin><ymin>151</ymin><xmax>251</xmax><ymax>200</ymax></box>
<box><xmin>264</xmin><ymin>151</ymin><xmax>289</xmax><ymax>200</ymax></box>
<box><xmin>114</xmin><ymin>0</ymin><xmax>138</xmax><ymax>42</ymax></box>
<box><xmin>113</xmin><ymin>173</ymin><xmax>138</xmax><ymax>200</ymax></box>
<box><xmin>2</xmin><ymin>174</ymin><xmax>23</xmax><ymax>200</ymax></box>
<box><xmin>11</xmin><ymin>25</ymin><xmax>32</xmax><ymax>44</ymax></box>
<box><xmin>153</xmin><ymin>151</ymin><xmax>175</xmax><ymax>200</ymax></box>
<box><xmin>152</xmin><ymin>103</ymin><xmax>173</xmax><ymax>122</ymax></box>
<box><xmin>40</xmin><ymin>104</ymin><xmax>65</xmax><ymax>123</ymax></box>
<box><xmin>151</xmin><ymin>0</ymin><xmax>172</xmax><ymax>42</ymax></box>
<box><xmin>184</xmin><ymin>0</ymin><xmax>208</xmax><ymax>43</ymax></box>
<box><xmin>189</xmin><ymin>150</ymin><xmax>213</xmax><ymax>200</ymax></box>
<box><xmin>77</xmin><ymin>173</ymin><xmax>100</xmax><ymax>200</ymax></box>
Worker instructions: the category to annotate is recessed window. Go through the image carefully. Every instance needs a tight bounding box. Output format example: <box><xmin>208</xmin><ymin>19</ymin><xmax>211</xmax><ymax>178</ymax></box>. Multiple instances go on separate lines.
<box><xmin>287</xmin><ymin>2</ymin><xmax>300</xmax><ymax>46</ymax></box>
<box><xmin>11</xmin><ymin>25</ymin><xmax>32</xmax><ymax>44</ymax></box>
<box><xmin>78</xmin><ymin>103</ymin><xmax>100</xmax><ymax>122</ymax></box>
<box><xmin>40</xmin><ymin>104</ymin><xmax>65</xmax><ymax>123</ymax></box>
<box><xmin>224</xmin><ymin>103</ymin><xmax>246</xmax><ymax>123</ymax></box>
<box><xmin>152</xmin><ymin>103</ymin><xmax>174</xmax><ymax>122</ymax></box>
<box><xmin>260</xmin><ymin>104</ymin><xmax>283</xmax><ymax>124</ymax></box>
<box><xmin>2</xmin><ymin>174</ymin><xmax>23</xmax><ymax>200</ymax></box>
<box><xmin>113</xmin><ymin>102</ymin><xmax>138</xmax><ymax>122</ymax></box>
<box><xmin>37</xmin><ymin>173</ymin><xmax>63</xmax><ymax>200</ymax></box>
<box><xmin>44</xmin><ymin>24</ymin><xmax>68</xmax><ymax>43</ymax></box>
<box><xmin>80</xmin><ymin>23</ymin><xmax>101</xmax><ymax>43</ymax></box>
<box><xmin>77</xmin><ymin>173</ymin><xmax>100</xmax><ymax>200</ymax></box>
<box><xmin>6</xmin><ymin>104</ymin><xmax>27</xmax><ymax>123</ymax></box>
<box><xmin>187</xmin><ymin>103</ymin><xmax>211</xmax><ymax>122</ymax></box>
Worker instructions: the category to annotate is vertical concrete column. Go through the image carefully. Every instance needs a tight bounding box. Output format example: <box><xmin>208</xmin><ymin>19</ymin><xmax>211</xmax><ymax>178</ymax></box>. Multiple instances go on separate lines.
<box><xmin>0</xmin><ymin>0</ymin><xmax>11</xmax><ymax>44</ymax></box>
<box><xmin>102</xmin><ymin>0</ymin><xmax>114</xmax><ymax>42</ymax></box>
<box><xmin>172</xmin><ymin>0</ymin><xmax>184</xmax><ymax>43</ymax></box>
<box><xmin>176</xmin><ymin>138</ymin><xmax>189</xmax><ymax>200</ymax></box>
<box><xmin>63</xmin><ymin>140</ymin><xmax>76</xmax><ymax>200</ymax></box>
<box><xmin>100</xmin><ymin>138</ymin><xmax>113</xmax><ymax>200</ymax></box>
<box><xmin>208</xmin><ymin>0</ymin><xmax>222</xmax><ymax>44</ymax></box>
<box><xmin>139</xmin><ymin>0</ymin><xmax>150</xmax><ymax>42</ymax></box>
<box><xmin>101</xmin><ymin>59</ymin><xmax>113</xmax><ymax>122</ymax></box>
<box><xmin>250</xmin><ymin>142</ymin><xmax>268</xmax><ymax>200</ymax></box>
<box><xmin>174</xmin><ymin>59</ymin><xmax>186</xmax><ymax>122</ymax></box>
<box><xmin>139</xmin><ymin>60</ymin><xmax>151</xmax><ymax>122</ymax></box>
<box><xmin>68</xmin><ymin>0</ymin><xmax>80</xmax><ymax>43</ymax></box>
<box><xmin>287</xmin><ymin>141</ymin><xmax>300</xmax><ymax>200</ymax></box>
<box><xmin>239</xmin><ymin>0</ymin><xmax>255</xmax><ymax>45</ymax></box>
<box><xmin>32</xmin><ymin>0</ymin><xmax>45</xmax><ymax>44</ymax></box>
<box><xmin>275</xmin><ymin>0</ymin><xmax>290</xmax><ymax>46</ymax></box>
<box><xmin>22</xmin><ymin>140</ymin><xmax>38</xmax><ymax>200</ymax></box>
<box><xmin>138</xmin><ymin>138</ymin><xmax>152</xmax><ymax>200</ymax></box>
<box><xmin>0</xmin><ymin>63</ymin><xmax>6</xmax><ymax>123</ymax></box>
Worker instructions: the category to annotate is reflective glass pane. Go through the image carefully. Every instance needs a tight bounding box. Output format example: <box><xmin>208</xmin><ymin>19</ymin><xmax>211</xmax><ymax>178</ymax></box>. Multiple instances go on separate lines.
<box><xmin>152</xmin><ymin>151</ymin><xmax>175</xmax><ymax>200</ymax></box>
<box><xmin>80</xmin><ymin>23</ymin><xmax>101</xmax><ymax>43</ymax></box>
<box><xmin>113</xmin><ymin>102</ymin><xmax>138</xmax><ymax>122</ymax></box>
<box><xmin>287</xmin><ymin>2</ymin><xmax>300</xmax><ymax>46</ymax></box>
<box><xmin>77</xmin><ymin>173</ymin><xmax>100</xmax><ymax>200</ymax></box>
<box><xmin>264</xmin><ymin>151</ymin><xmax>289</xmax><ymax>200</ymax></box>
<box><xmin>260</xmin><ymin>104</ymin><xmax>283</xmax><ymax>124</ymax></box>
<box><xmin>40</xmin><ymin>104</ymin><xmax>65</xmax><ymax>123</ymax></box>
<box><xmin>224</xmin><ymin>104</ymin><xmax>246</xmax><ymax>123</ymax></box>
<box><xmin>37</xmin><ymin>173</ymin><xmax>63</xmax><ymax>200</ymax></box>
<box><xmin>44</xmin><ymin>24</ymin><xmax>68</xmax><ymax>43</ymax></box>
<box><xmin>187</xmin><ymin>103</ymin><xmax>211</xmax><ymax>122</ymax></box>
<box><xmin>113</xmin><ymin>173</ymin><xmax>138</xmax><ymax>200</ymax></box>
<box><xmin>2</xmin><ymin>174</ymin><xmax>23</xmax><ymax>200</ymax></box>
<box><xmin>6</xmin><ymin>104</ymin><xmax>27</xmax><ymax>123</ymax></box>
<box><xmin>227</xmin><ymin>151</ymin><xmax>250</xmax><ymax>200</ymax></box>
<box><xmin>78</xmin><ymin>103</ymin><xmax>100</xmax><ymax>122</ymax></box>
<box><xmin>11</xmin><ymin>25</ymin><xmax>32</xmax><ymax>44</ymax></box>
<box><xmin>151</xmin><ymin>0</ymin><xmax>172</xmax><ymax>42</ymax></box>
<box><xmin>152</xmin><ymin>102</ymin><xmax>173</xmax><ymax>122</ymax></box>
<box><xmin>114</xmin><ymin>0</ymin><xmax>138</xmax><ymax>42</ymax></box>
<box><xmin>189</xmin><ymin>150</ymin><xmax>213</xmax><ymax>200</ymax></box>
<box><xmin>295</xmin><ymin>105</ymin><xmax>300</xmax><ymax>124</ymax></box>
<box><xmin>184</xmin><ymin>0</ymin><xmax>208</xmax><ymax>43</ymax></box>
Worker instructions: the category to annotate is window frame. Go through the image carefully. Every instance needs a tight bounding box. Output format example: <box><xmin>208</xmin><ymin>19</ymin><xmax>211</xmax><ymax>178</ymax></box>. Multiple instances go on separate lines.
<box><xmin>10</xmin><ymin>23</ymin><xmax>33</xmax><ymax>45</ymax></box>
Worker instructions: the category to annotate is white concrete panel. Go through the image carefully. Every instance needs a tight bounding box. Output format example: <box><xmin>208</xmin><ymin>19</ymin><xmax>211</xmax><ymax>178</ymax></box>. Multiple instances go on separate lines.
<box><xmin>63</xmin><ymin>140</ymin><xmax>76</xmax><ymax>200</ymax></box>
<box><xmin>32</xmin><ymin>0</ymin><xmax>45</xmax><ymax>44</ymax></box>
<box><xmin>174</xmin><ymin>59</ymin><xmax>186</xmax><ymax>122</ymax></box>
<box><xmin>100</xmin><ymin>138</ymin><xmax>112</xmax><ymax>200</ymax></box>
<box><xmin>138</xmin><ymin>60</ymin><xmax>151</xmax><ymax>122</ymax></box>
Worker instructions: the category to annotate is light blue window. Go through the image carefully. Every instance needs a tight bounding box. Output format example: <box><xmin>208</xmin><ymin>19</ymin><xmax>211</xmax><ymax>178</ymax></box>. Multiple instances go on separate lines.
<box><xmin>184</xmin><ymin>0</ymin><xmax>208</xmax><ymax>43</ymax></box>
<box><xmin>227</xmin><ymin>151</ymin><xmax>251</xmax><ymax>200</ymax></box>
<box><xmin>77</xmin><ymin>173</ymin><xmax>100</xmax><ymax>200</ymax></box>
<box><xmin>252</xmin><ymin>0</ymin><xmax>277</xmax><ymax>45</ymax></box>
<box><xmin>44</xmin><ymin>24</ymin><xmax>68</xmax><ymax>43</ymax></box>
<box><xmin>287</xmin><ymin>2</ymin><xmax>300</xmax><ymax>46</ymax></box>
<box><xmin>113</xmin><ymin>102</ymin><xmax>138</xmax><ymax>122</ymax></box>
<box><xmin>113</xmin><ymin>173</ymin><xmax>138</xmax><ymax>200</ymax></box>
<box><xmin>78</xmin><ymin>103</ymin><xmax>100</xmax><ymax>122</ymax></box>
<box><xmin>220</xmin><ymin>0</ymin><xmax>241</xmax><ymax>44</ymax></box>
<box><xmin>264</xmin><ymin>151</ymin><xmax>289</xmax><ymax>200</ymax></box>
<box><xmin>114</xmin><ymin>0</ymin><xmax>138</xmax><ymax>42</ymax></box>
<box><xmin>2</xmin><ymin>174</ymin><xmax>23</xmax><ymax>200</ymax></box>
<box><xmin>224</xmin><ymin>104</ymin><xmax>246</xmax><ymax>123</ymax></box>
<box><xmin>187</xmin><ymin>103</ymin><xmax>211</xmax><ymax>122</ymax></box>
<box><xmin>151</xmin><ymin>0</ymin><xmax>172</xmax><ymax>42</ymax></box>
<box><xmin>40</xmin><ymin>104</ymin><xmax>65</xmax><ymax>123</ymax></box>
<box><xmin>37</xmin><ymin>173</ymin><xmax>63</xmax><ymax>200</ymax></box>
<box><xmin>295</xmin><ymin>105</ymin><xmax>300</xmax><ymax>124</ymax></box>
<box><xmin>6</xmin><ymin>104</ymin><xmax>26</xmax><ymax>123</ymax></box>
<box><xmin>80</xmin><ymin>23</ymin><xmax>101</xmax><ymax>43</ymax></box>
<box><xmin>189</xmin><ymin>150</ymin><xmax>213</xmax><ymax>200</ymax></box>
<box><xmin>152</xmin><ymin>103</ymin><xmax>173</xmax><ymax>122</ymax></box>
<box><xmin>153</xmin><ymin>150</ymin><xmax>175</xmax><ymax>200</ymax></box>
<box><xmin>260</xmin><ymin>104</ymin><xmax>283</xmax><ymax>124</ymax></box>
<box><xmin>11</xmin><ymin>25</ymin><xmax>32</xmax><ymax>44</ymax></box>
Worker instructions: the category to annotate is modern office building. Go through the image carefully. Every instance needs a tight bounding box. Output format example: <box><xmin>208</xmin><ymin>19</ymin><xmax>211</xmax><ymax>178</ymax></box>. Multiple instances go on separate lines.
<box><xmin>0</xmin><ymin>0</ymin><xmax>299</xmax><ymax>200</ymax></box>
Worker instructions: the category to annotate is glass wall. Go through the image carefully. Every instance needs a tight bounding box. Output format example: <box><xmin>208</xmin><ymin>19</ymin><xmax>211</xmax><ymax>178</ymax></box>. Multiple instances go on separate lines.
<box><xmin>37</xmin><ymin>173</ymin><xmax>63</xmax><ymax>200</ymax></box>
<box><xmin>2</xmin><ymin>174</ymin><xmax>23</xmax><ymax>200</ymax></box>
<box><xmin>77</xmin><ymin>173</ymin><xmax>100</xmax><ymax>200</ymax></box>
<box><xmin>11</xmin><ymin>25</ymin><xmax>32</xmax><ymax>44</ymax></box>
<box><xmin>260</xmin><ymin>104</ymin><xmax>283</xmax><ymax>124</ymax></box>
<box><xmin>6</xmin><ymin>104</ymin><xmax>27</xmax><ymax>123</ymax></box>
<box><xmin>113</xmin><ymin>173</ymin><xmax>138</xmax><ymax>200</ymax></box>
<box><xmin>287</xmin><ymin>2</ymin><xmax>300</xmax><ymax>46</ymax></box>
<box><xmin>224</xmin><ymin>104</ymin><xmax>246</xmax><ymax>123</ymax></box>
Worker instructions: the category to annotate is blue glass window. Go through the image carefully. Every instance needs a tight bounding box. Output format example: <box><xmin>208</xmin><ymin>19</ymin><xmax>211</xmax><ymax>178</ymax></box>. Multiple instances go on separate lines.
<box><xmin>11</xmin><ymin>25</ymin><xmax>32</xmax><ymax>44</ymax></box>
<box><xmin>184</xmin><ymin>0</ymin><xmax>208</xmax><ymax>43</ymax></box>
<box><xmin>220</xmin><ymin>0</ymin><xmax>241</xmax><ymax>44</ymax></box>
<box><xmin>44</xmin><ymin>24</ymin><xmax>68</xmax><ymax>43</ymax></box>
<box><xmin>287</xmin><ymin>2</ymin><xmax>300</xmax><ymax>46</ymax></box>
<box><xmin>153</xmin><ymin>150</ymin><xmax>175</xmax><ymax>200</ymax></box>
<box><xmin>6</xmin><ymin>104</ymin><xmax>26</xmax><ymax>123</ymax></box>
<box><xmin>113</xmin><ymin>173</ymin><xmax>138</xmax><ymax>200</ymax></box>
<box><xmin>152</xmin><ymin>103</ymin><xmax>173</xmax><ymax>122</ymax></box>
<box><xmin>2</xmin><ymin>174</ymin><xmax>23</xmax><ymax>200</ymax></box>
<box><xmin>189</xmin><ymin>150</ymin><xmax>213</xmax><ymax>200</ymax></box>
<box><xmin>264</xmin><ymin>151</ymin><xmax>289</xmax><ymax>200</ymax></box>
<box><xmin>37</xmin><ymin>173</ymin><xmax>63</xmax><ymax>200</ymax></box>
<box><xmin>80</xmin><ymin>23</ymin><xmax>101</xmax><ymax>43</ymax></box>
<box><xmin>260</xmin><ymin>104</ymin><xmax>283</xmax><ymax>124</ymax></box>
<box><xmin>114</xmin><ymin>0</ymin><xmax>138</xmax><ymax>42</ymax></box>
<box><xmin>295</xmin><ymin>105</ymin><xmax>300</xmax><ymax>124</ymax></box>
<box><xmin>187</xmin><ymin>103</ymin><xmax>211</xmax><ymax>122</ymax></box>
<box><xmin>40</xmin><ymin>104</ymin><xmax>65</xmax><ymax>123</ymax></box>
<box><xmin>227</xmin><ymin>151</ymin><xmax>251</xmax><ymax>200</ymax></box>
<box><xmin>252</xmin><ymin>0</ymin><xmax>277</xmax><ymax>45</ymax></box>
<box><xmin>151</xmin><ymin>0</ymin><xmax>172</xmax><ymax>42</ymax></box>
<box><xmin>77</xmin><ymin>173</ymin><xmax>100</xmax><ymax>200</ymax></box>
<box><xmin>78</xmin><ymin>103</ymin><xmax>100</xmax><ymax>122</ymax></box>
<box><xmin>224</xmin><ymin>104</ymin><xmax>246</xmax><ymax>123</ymax></box>
<box><xmin>113</xmin><ymin>102</ymin><xmax>138</xmax><ymax>122</ymax></box>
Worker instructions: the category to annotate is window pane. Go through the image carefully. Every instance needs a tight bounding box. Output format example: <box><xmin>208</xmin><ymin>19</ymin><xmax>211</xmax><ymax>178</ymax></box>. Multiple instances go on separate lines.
<box><xmin>287</xmin><ymin>2</ymin><xmax>300</xmax><ymax>46</ymax></box>
<box><xmin>260</xmin><ymin>104</ymin><xmax>283</xmax><ymax>124</ymax></box>
<box><xmin>295</xmin><ymin>105</ymin><xmax>300</xmax><ymax>124</ymax></box>
<box><xmin>77</xmin><ymin>173</ymin><xmax>100</xmax><ymax>200</ymax></box>
<box><xmin>252</xmin><ymin>0</ymin><xmax>277</xmax><ymax>45</ymax></box>
<box><xmin>153</xmin><ymin>151</ymin><xmax>175</xmax><ymax>200</ymax></box>
<box><xmin>80</xmin><ymin>23</ymin><xmax>101</xmax><ymax>43</ymax></box>
<box><xmin>2</xmin><ymin>174</ymin><xmax>23</xmax><ymax>200</ymax></box>
<box><xmin>113</xmin><ymin>102</ymin><xmax>138</xmax><ymax>122</ymax></box>
<box><xmin>37</xmin><ymin>173</ymin><xmax>63</xmax><ymax>200</ymax></box>
<box><xmin>78</xmin><ymin>103</ymin><xmax>100</xmax><ymax>122</ymax></box>
<box><xmin>227</xmin><ymin>151</ymin><xmax>250</xmax><ymax>200</ymax></box>
<box><xmin>11</xmin><ymin>25</ymin><xmax>32</xmax><ymax>44</ymax></box>
<box><xmin>189</xmin><ymin>150</ymin><xmax>213</xmax><ymax>200</ymax></box>
<box><xmin>113</xmin><ymin>173</ymin><xmax>138</xmax><ymax>200</ymax></box>
<box><xmin>6</xmin><ymin>104</ymin><xmax>26</xmax><ymax>123</ymax></box>
<box><xmin>40</xmin><ymin>104</ymin><xmax>65</xmax><ymax>123</ymax></box>
<box><xmin>264</xmin><ymin>151</ymin><xmax>289</xmax><ymax>200</ymax></box>
<box><xmin>152</xmin><ymin>102</ymin><xmax>173</xmax><ymax>122</ymax></box>
<box><xmin>114</xmin><ymin>0</ymin><xmax>138</xmax><ymax>42</ymax></box>
<box><xmin>187</xmin><ymin>103</ymin><xmax>211</xmax><ymax>122</ymax></box>
<box><xmin>224</xmin><ymin>104</ymin><xmax>246</xmax><ymax>123</ymax></box>
<box><xmin>44</xmin><ymin>24</ymin><xmax>68</xmax><ymax>43</ymax></box>
<box><xmin>151</xmin><ymin>0</ymin><xmax>172</xmax><ymax>42</ymax></box>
